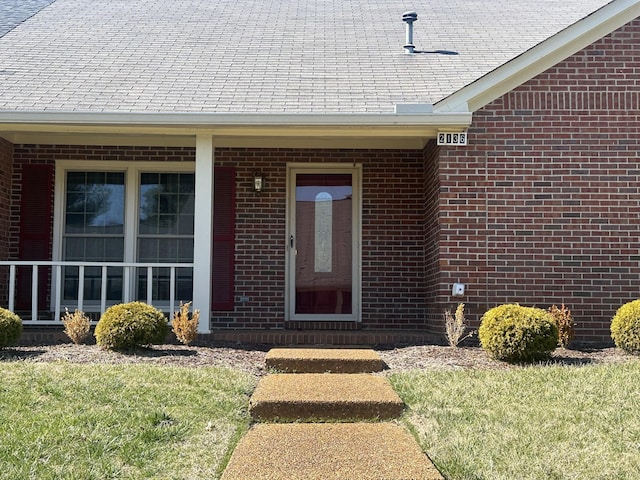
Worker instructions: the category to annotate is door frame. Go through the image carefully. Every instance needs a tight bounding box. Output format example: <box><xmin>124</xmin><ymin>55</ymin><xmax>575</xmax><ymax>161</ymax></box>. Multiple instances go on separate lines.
<box><xmin>285</xmin><ymin>163</ymin><xmax>362</xmax><ymax>322</ymax></box>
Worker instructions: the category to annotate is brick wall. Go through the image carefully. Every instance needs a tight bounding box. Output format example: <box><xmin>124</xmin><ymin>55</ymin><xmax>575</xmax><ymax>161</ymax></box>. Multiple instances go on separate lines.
<box><xmin>437</xmin><ymin>19</ymin><xmax>640</xmax><ymax>343</ymax></box>
<box><xmin>0</xmin><ymin>138</ymin><xmax>13</xmax><ymax>303</ymax></box>
<box><xmin>10</xmin><ymin>145</ymin><xmax>429</xmax><ymax>331</ymax></box>
<box><xmin>422</xmin><ymin>140</ymin><xmax>443</xmax><ymax>331</ymax></box>
<box><xmin>213</xmin><ymin>148</ymin><xmax>427</xmax><ymax>331</ymax></box>
<box><xmin>0</xmin><ymin>139</ymin><xmax>12</xmax><ymax>258</ymax></box>
<box><xmin>11</xmin><ymin>145</ymin><xmax>196</xmax><ymax>262</ymax></box>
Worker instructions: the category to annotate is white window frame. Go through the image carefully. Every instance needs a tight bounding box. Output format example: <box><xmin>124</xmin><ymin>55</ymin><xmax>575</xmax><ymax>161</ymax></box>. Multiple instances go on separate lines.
<box><xmin>52</xmin><ymin>160</ymin><xmax>195</xmax><ymax>309</ymax></box>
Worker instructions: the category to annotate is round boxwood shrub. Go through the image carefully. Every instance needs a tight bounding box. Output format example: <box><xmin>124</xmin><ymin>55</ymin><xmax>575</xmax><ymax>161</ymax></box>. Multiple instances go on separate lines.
<box><xmin>95</xmin><ymin>301</ymin><xmax>169</xmax><ymax>350</ymax></box>
<box><xmin>479</xmin><ymin>304</ymin><xmax>558</xmax><ymax>363</ymax></box>
<box><xmin>610</xmin><ymin>299</ymin><xmax>640</xmax><ymax>354</ymax></box>
<box><xmin>0</xmin><ymin>307</ymin><xmax>22</xmax><ymax>348</ymax></box>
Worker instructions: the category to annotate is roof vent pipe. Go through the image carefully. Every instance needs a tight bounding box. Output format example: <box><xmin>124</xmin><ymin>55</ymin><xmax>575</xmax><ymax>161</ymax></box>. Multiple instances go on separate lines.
<box><xmin>402</xmin><ymin>11</ymin><xmax>418</xmax><ymax>54</ymax></box>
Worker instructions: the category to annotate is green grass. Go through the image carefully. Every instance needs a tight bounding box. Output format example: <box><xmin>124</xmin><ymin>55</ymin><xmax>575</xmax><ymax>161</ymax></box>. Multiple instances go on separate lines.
<box><xmin>391</xmin><ymin>362</ymin><xmax>640</xmax><ymax>480</ymax></box>
<box><xmin>0</xmin><ymin>363</ymin><xmax>256</xmax><ymax>480</ymax></box>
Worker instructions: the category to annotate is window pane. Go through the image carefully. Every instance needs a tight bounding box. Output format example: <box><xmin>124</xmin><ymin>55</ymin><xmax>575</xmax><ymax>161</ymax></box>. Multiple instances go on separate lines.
<box><xmin>139</xmin><ymin>173</ymin><xmax>194</xmax><ymax>235</ymax></box>
<box><xmin>62</xmin><ymin>171</ymin><xmax>125</xmax><ymax>305</ymax></box>
<box><xmin>137</xmin><ymin>172</ymin><xmax>194</xmax><ymax>302</ymax></box>
<box><xmin>64</xmin><ymin>171</ymin><xmax>125</xmax><ymax>235</ymax></box>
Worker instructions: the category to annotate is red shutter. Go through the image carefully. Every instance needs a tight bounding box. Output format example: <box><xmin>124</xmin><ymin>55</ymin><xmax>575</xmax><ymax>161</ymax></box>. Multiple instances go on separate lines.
<box><xmin>17</xmin><ymin>164</ymin><xmax>54</xmax><ymax>310</ymax></box>
<box><xmin>212</xmin><ymin>167</ymin><xmax>235</xmax><ymax>310</ymax></box>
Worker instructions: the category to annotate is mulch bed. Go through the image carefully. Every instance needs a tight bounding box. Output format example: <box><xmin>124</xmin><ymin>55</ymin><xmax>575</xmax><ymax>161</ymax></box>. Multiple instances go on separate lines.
<box><xmin>1</xmin><ymin>343</ymin><xmax>636</xmax><ymax>377</ymax></box>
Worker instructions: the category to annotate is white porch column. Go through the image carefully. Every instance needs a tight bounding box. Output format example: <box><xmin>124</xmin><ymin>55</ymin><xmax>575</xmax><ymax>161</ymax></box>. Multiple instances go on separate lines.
<box><xmin>193</xmin><ymin>135</ymin><xmax>214</xmax><ymax>334</ymax></box>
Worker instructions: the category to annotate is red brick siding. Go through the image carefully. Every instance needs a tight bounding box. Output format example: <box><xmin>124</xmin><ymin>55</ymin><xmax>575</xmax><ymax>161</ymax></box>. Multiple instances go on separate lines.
<box><xmin>422</xmin><ymin>140</ymin><xmax>443</xmax><ymax>332</ymax></box>
<box><xmin>0</xmin><ymin>138</ymin><xmax>13</xmax><ymax>303</ymax></box>
<box><xmin>0</xmin><ymin>139</ymin><xmax>12</xmax><ymax>257</ymax></box>
<box><xmin>10</xmin><ymin>145</ymin><xmax>429</xmax><ymax>331</ymax></box>
<box><xmin>438</xmin><ymin>20</ymin><xmax>640</xmax><ymax>343</ymax></box>
<box><xmin>10</xmin><ymin>145</ymin><xmax>196</xmax><ymax>262</ymax></box>
<box><xmin>212</xmin><ymin>148</ymin><xmax>427</xmax><ymax>331</ymax></box>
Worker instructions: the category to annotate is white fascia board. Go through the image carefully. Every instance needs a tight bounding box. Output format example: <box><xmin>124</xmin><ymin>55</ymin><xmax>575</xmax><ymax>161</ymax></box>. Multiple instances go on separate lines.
<box><xmin>435</xmin><ymin>0</ymin><xmax>640</xmax><ymax>114</ymax></box>
<box><xmin>0</xmin><ymin>111</ymin><xmax>471</xmax><ymax>131</ymax></box>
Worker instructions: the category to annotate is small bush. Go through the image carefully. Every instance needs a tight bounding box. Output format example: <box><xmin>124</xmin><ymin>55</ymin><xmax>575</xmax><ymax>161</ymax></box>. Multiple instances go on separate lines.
<box><xmin>479</xmin><ymin>304</ymin><xmax>558</xmax><ymax>363</ymax></box>
<box><xmin>610</xmin><ymin>299</ymin><xmax>640</xmax><ymax>354</ymax></box>
<box><xmin>62</xmin><ymin>308</ymin><xmax>91</xmax><ymax>345</ymax></box>
<box><xmin>172</xmin><ymin>301</ymin><xmax>200</xmax><ymax>346</ymax></box>
<box><xmin>0</xmin><ymin>308</ymin><xmax>22</xmax><ymax>348</ymax></box>
<box><xmin>549</xmin><ymin>304</ymin><xmax>575</xmax><ymax>349</ymax></box>
<box><xmin>95</xmin><ymin>302</ymin><xmax>169</xmax><ymax>350</ymax></box>
<box><xmin>444</xmin><ymin>303</ymin><xmax>473</xmax><ymax>347</ymax></box>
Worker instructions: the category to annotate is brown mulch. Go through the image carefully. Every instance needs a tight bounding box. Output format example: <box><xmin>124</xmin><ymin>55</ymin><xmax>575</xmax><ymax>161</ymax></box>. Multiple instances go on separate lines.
<box><xmin>0</xmin><ymin>343</ymin><xmax>636</xmax><ymax>377</ymax></box>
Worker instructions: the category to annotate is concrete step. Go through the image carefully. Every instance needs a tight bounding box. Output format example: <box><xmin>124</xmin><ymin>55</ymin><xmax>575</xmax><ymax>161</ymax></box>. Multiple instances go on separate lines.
<box><xmin>266</xmin><ymin>347</ymin><xmax>386</xmax><ymax>373</ymax></box>
<box><xmin>221</xmin><ymin>422</ymin><xmax>443</xmax><ymax>480</ymax></box>
<box><xmin>249</xmin><ymin>373</ymin><xmax>404</xmax><ymax>421</ymax></box>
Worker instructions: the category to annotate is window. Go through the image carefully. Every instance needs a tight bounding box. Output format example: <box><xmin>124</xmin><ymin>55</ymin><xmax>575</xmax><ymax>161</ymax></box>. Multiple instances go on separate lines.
<box><xmin>56</xmin><ymin>163</ymin><xmax>194</xmax><ymax>309</ymax></box>
<box><xmin>137</xmin><ymin>172</ymin><xmax>195</xmax><ymax>301</ymax></box>
<box><xmin>62</xmin><ymin>171</ymin><xmax>125</xmax><ymax>301</ymax></box>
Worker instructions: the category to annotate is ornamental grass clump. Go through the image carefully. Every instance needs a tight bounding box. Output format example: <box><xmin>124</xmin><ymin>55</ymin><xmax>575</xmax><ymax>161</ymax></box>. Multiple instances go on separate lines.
<box><xmin>549</xmin><ymin>303</ymin><xmax>575</xmax><ymax>348</ymax></box>
<box><xmin>61</xmin><ymin>308</ymin><xmax>91</xmax><ymax>345</ymax></box>
<box><xmin>444</xmin><ymin>303</ymin><xmax>473</xmax><ymax>347</ymax></box>
<box><xmin>95</xmin><ymin>301</ymin><xmax>169</xmax><ymax>350</ymax></box>
<box><xmin>0</xmin><ymin>307</ymin><xmax>22</xmax><ymax>348</ymax></box>
<box><xmin>479</xmin><ymin>304</ymin><xmax>558</xmax><ymax>363</ymax></box>
<box><xmin>610</xmin><ymin>299</ymin><xmax>640</xmax><ymax>354</ymax></box>
<box><xmin>171</xmin><ymin>301</ymin><xmax>200</xmax><ymax>346</ymax></box>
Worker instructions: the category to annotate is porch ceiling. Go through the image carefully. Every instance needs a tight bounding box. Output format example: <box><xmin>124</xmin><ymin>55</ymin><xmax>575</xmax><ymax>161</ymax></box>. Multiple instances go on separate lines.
<box><xmin>0</xmin><ymin>111</ymin><xmax>471</xmax><ymax>149</ymax></box>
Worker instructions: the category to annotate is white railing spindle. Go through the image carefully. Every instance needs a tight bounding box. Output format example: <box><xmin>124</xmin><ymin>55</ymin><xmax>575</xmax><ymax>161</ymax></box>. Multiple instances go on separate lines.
<box><xmin>77</xmin><ymin>265</ymin><xmax>85</xmax><ymax>312</ymax></box>
<box><xmin>169</xmin><ymin>267</ymin><xmax>176</xmax><ymax>317</ymax></box>
<box><xmin>100</xmin><ymin>266</ymin><xmax>108</xmax><ymax>314</ymax></box>
<box><xmin>54</xmin><ymin>265</ymin><xmax>62</xmax><ymax>322</ymax></box>
<box><xmin>31</xmin><ymin>265</ymin><xmax>38</xmax><ymax>321</ymax></box>
<box><xmin>146</xmin><ymin>267</ymin><xmax>153</xmax><ymax>304</ymax></box>
<box><xmin>8</xmin><ymin>264</ymin><xmax>15</xmax><ymax>312</ymax></box>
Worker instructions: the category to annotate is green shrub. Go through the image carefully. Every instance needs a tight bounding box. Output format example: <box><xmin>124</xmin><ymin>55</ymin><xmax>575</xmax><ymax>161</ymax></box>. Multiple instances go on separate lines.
<box><xmin>479</xmin><ymin>304</ymin><xmax>558</xmax><ymax>363</ymax></box>
<box><xmin>0</xmin><ymin>307</ymin><xmax>22</xmax><ymax>348</ymax></box>
<box><xmin>95</xmin><ymin>302</ymin><xmax>169</xmax><ymax>350</ymax></box>
<box><xmin>610</xmin><ymin>299</ymin><xmax>640</xmax><ymax>354</ymax></box>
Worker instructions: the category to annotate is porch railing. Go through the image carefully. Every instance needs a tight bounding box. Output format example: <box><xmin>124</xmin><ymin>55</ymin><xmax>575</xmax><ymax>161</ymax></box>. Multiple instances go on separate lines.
<box><xmin>0</xmin><ymin>261</ymin><xmax>194</xmax><ymax>324</ymax></box>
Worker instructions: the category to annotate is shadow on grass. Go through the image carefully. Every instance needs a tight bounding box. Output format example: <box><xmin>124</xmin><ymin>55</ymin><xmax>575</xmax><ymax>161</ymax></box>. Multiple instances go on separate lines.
<box><xmin>0</xmin><ymin>348</ymin><xmax>47</xmax><ymax>362</ymax></box>
<box><xmin>112</xmin><ymin>346</ymin><xmax>200</xmax><ymax>357</ymax></box>
<box><xmin>542</xmin><ymin>355</ymin><xmax>596</xmax><ymax>367</ymax></box>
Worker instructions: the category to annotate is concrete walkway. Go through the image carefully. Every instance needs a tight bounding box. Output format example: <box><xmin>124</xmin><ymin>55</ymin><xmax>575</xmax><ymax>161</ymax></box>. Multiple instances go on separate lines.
<box><xmin>221</xmin><ymin>348</ymin><xmax>443</xmax><ymax>480</ymax></box>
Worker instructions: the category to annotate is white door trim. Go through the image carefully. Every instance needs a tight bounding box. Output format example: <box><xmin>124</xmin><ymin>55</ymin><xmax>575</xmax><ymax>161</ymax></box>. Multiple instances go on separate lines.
<box><xmin>285</xmin><ymin>163</ymin><xmax>362</xmax><ymax>322</ymax></box>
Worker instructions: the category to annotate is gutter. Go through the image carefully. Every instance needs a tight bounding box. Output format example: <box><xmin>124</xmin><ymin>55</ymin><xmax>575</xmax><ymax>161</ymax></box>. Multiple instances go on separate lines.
<box><xmin>0</xmin><ymin>110</ymin><xmax>472</xmax><ymax>128</ymax></box>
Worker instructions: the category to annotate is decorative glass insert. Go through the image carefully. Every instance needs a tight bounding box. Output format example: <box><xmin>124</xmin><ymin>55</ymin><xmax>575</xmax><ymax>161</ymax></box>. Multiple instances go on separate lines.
<box><xmin>314</xmin><ymin>192</ymin><xmax>333</xmax><ymax>272</ymax></box>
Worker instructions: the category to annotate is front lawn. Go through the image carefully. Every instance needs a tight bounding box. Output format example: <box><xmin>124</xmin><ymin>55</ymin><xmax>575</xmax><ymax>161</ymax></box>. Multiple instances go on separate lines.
<box><xmin>391</xmin><ymin>362</ymin><xmax>640</xmax><ymax>480</ymax></box>
<box><xmin>0</xmin><ymin>363</ymin><xmax>256</xmax><ymax>480</ymax></box>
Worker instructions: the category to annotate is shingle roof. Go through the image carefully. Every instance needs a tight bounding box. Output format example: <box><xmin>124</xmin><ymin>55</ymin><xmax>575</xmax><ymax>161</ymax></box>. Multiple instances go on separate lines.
<box><xmin>0</xmin><ymin>0</ymin><xmax>54</xmax><ymax>37</ymax></box>
<box><xmin>0</xmin><ymin>0</ymin><xmax>617</xmax><ymax>114</ymax></box>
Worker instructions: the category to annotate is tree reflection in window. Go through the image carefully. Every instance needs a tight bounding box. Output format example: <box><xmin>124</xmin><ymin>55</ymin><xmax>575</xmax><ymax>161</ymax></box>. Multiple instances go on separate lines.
<box><xmin>315</xmin><ymin>192</ymin><xmax>332</xmax><ymax>272</ymax></box>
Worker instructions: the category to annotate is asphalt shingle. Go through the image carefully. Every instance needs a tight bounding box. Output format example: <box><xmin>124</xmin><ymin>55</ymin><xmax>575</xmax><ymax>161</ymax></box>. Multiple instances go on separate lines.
<box><xmin>0</xmin><ymin>0</ymin><xmax>615</xmax><ymax>114</ymax></box>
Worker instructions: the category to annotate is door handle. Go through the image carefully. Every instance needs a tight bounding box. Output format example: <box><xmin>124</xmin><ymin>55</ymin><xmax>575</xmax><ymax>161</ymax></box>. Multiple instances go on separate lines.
<box><xmin>290</xmin><ymin>235</ymin><xmax>294</xmax><ymax>248</ymax></box>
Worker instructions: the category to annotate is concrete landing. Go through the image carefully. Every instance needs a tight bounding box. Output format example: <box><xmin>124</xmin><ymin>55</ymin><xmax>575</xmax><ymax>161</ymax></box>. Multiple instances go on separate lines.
<box><xmin>249</xmin><ymin>373</ymin><xmax>404</xmax><ymax>421</ymax></box>
<box><xmin>221</xmin><ymin>422</ymin><xmax>443</xmax><ymax>480</ymax></box>
<box><xmin>265</xmin><ymin>347</ymin><xmax>386</xmax><ymax>373</ymax></box>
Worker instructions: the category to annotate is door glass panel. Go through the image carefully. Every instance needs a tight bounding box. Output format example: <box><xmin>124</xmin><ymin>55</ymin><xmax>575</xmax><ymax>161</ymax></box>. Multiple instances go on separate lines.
<box><xmin>295</xmin><ymin>174</ymin><xmax>352</xmax><ymax>315</ymax></box>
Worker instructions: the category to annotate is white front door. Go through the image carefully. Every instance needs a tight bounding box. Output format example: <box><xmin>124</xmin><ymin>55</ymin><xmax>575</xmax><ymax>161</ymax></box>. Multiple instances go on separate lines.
<box><xmin>286</xmin><ymin>164</ymin><xmax>361</xmax><ymax>322</ymax></box>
